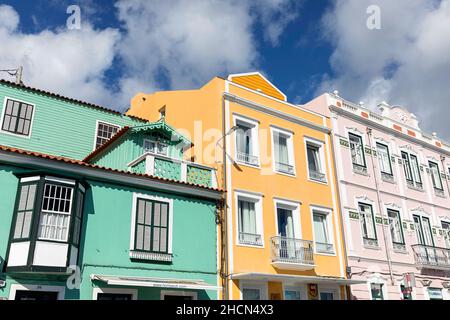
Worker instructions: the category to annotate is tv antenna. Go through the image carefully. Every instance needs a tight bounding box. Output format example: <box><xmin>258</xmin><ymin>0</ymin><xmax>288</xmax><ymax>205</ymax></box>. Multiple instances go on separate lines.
<box><xmin>0</xmin><ymin>66</ymin><xmax>23</xmax><ymax>84</ymax></box>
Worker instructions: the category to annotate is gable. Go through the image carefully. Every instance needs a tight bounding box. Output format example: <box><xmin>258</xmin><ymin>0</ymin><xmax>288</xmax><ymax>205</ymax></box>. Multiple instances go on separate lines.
<box><xmin>228</xmin><ymin>72</ymin><xmax>287</xmax><ymax>101</ymax></box>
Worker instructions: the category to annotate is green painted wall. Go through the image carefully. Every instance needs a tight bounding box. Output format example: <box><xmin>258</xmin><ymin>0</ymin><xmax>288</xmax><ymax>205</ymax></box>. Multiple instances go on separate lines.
<box><xmin>0</xmin><ymin>82</ymin><xmax>144</xmax><ymax>160</ymax></box>
<box><xmin>0</xmin><ymin>164</ymin><xmax>218</xmax><ymax>300</ymax></box>
<box><xmin>93</xmin><ymin>130</ymin><xmax>184</xmax><ymax>172</ymax></box>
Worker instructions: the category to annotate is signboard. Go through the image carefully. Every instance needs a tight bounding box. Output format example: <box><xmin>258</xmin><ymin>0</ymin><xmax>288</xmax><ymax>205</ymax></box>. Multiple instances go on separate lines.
<box><xmin>428</xmin><ymin>288</ymin><xmax>443</xmax><ymax>300</ymax></box>
<box><xmin>307</xmin><ymin>284</ymin><xmax>318</xmax><ymax>300</ymax></box>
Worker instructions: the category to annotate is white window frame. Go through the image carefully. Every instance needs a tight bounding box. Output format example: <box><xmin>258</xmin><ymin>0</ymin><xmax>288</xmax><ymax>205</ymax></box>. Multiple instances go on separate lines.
<box><xmin>234</xmin><ymin>190</ymin><xmax>264</xmax><ymax>248</ymax></box>
<box><xmin>37</xmin><ymin>183</ymin><xmax>75</xmax><ymax>242</ymax></box>
<box><xmin>310</xmin><ymin>206</ymin><xmax>335</xmax><ymax>256</ymax></box>
<box><xmin>271</xmin><ymin>126</ymin><xmax>296</xmax><ymax>176</ymax></box>
<box><xmin>358</xmin><ymin>201</ymin><xmax>378</xmax><ymax>243</ymax></box>
<box><xmin>93</xmin><ymin>287</ymin><xmax>138</xmax><ymax>300</ymax></box>
<box><xmin>347</xmin><ymin>130</ymin><xmax>366</xmax><ymax>169</ymax></box>
<box><xmin>429</xmin><ymin>160</ymin><xmax>444</xmax><ymax>191</ymax></box>
<box><xmin>273</xmin><ymin>198</ymin><xmax>302</xmax><ymax>239</ymax></box>
<box><xmin>233</xmin><ymin>114</ymin><xmax>260</xmax><ymax>168</ymax></box>
<box><xmin>283</xmin><ymin>284</ymin><xmax>307</xmax><ymax>300</ymax></box>
<box><xmin>9</xmin><ymin>284</ymin><xmax>65</xmax><ymax>300</ymax></box>
<box><xmin>143</xmin><ymin>138</ymin><xmax>169</xmax><ymax>156</ymax></box>
<box><xmin>0</xmin><ymin>96</ymin><xmax>36</xmax><ymax>139</ymax></box>
<box><xmin>367</xmin><ymin>273</ymin><xmax>388</xmax><ymax>300</ymax></box>
<box><xmin>304</xmin><ymin>136</ymin><xmax>327</xmax><ymax>184</ymax></box>
<box><xmin>93</xmin><ymin>120</ymin><xmax>121</xmax><ymax>150</ymax></box>
<box><xmin>440</xmin><ymin>218</ymin><xmax>450</xmax><ymax>249</ymax></box>
<box><xmin>385</xmin><ymin>204</ymin><xmax>405</xmax><ymax>246</ymax></box>
<box><xmin>400</xmin><ymin>150</ymin><xmax>422</xmax><ymax>188</ymax></box>
<box><xmin>130</xmin><ymin>193</ymin><xmax>174</xmax><ymax>255</ymax></box>
<box><xmin>160</xmin><ymin>290</ymin><xmax>198</xmax><ymax>300</ymax></box>
<box><xmin>318</xmin><ymin>286</ymin><xmax>340</xmax><ymax>300</ymax></box>
<box><xmin>239</xmin><ymin>281</ymin><xmax>268</xmax><ymax>300</ymax></box>
<box><xmin>412</xmin><ymin>212</ymin><xmax>434</xmax><ymax>247</ymax></box>
<box><xmin>376</xmin><ymin>142</ymin><xmax>393</xmax><ymax>176</ymax></box>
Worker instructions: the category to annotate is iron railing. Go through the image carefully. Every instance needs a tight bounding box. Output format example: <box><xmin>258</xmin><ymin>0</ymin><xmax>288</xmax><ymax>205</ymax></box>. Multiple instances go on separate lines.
<box><xmin>238</xmin><ymin>232</ymin><xmax>263</xmax><ymax>246</ymax></box>
<box><xmin>411</xmin><ymin>244</ymin><xmax>450</xmax><ymax>270</ymax></box>
<box><xmin>276</xmin><ymin>162</ymin><xmax>294</xmax><ymax>175</ymax></box>
<box><xmin>309</xmin><ymin>170</ymin><xmax>326</xmax><ymax>182</ymax></box>
<box><xmin>236</xmin><ymin>152</ymin><xmax>259</xmax><ymax>166</ymax></box>
<box><xmin>271</xmin><ymin>236</ymin><xmax>314</xmax><ymax>265</ymax></box>
<box><xmin>315</xmin><ymin>242</ymin><xmax>334</xmax><ymax>254</ymax></box>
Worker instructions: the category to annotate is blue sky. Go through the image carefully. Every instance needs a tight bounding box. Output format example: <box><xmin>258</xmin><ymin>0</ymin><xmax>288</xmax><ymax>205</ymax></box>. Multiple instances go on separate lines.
<box><xmin>0</xmin><ymin>0</ymin><xmax>449</xmax><ymax>140</ymax></box>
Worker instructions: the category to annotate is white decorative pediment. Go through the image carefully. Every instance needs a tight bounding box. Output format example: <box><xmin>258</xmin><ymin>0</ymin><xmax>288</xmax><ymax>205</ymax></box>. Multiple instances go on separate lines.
<box><xmin>426</xmin><ymin>155</ymin><xmax>439</xmax><ymax>163</ymax></box>
<box><xmin>384</xmin><ymin>202</ymin><xmax>401</xmax><ymax>210</ymax></box>
<box><xmin>374</xmin><ymin>136</ymin><xmax>390</xmax><ymax>145</ymax></box>
<box><xmin>399</xmin><ymin>144</ymin><xmax>416</xmax><ymax>153</ymax></box>
<box><xmin>389</xmin><ymin>106</ymin><xmax>420</xmax><ymax>129</ymax></box>
<box><xmin>410</xmin><ymin>206</ymin><xmax>429</xmax><ymax>215</ymax></box>
<box><xmin>346</xmin><ymin>127</ymin><xmax>364</xmax><ymax>136</ymax></box>
<box><xmin>356</xmin><ymin>195</ymin><xmax>374</xmax><ymax>204</ymax></box>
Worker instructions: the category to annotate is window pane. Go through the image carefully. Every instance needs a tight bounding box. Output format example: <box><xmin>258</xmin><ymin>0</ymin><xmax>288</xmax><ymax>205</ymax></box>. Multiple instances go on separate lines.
<box><xmin>307</xmin><ymin>145</ymin><xmax>320</xmax><ymax>173</ymax></box>
<box><xmin>402</xmin><ymin>152</ymin><xmax>413</xmax><ymax>181</ymax></box>
<box><xmin>359</xmin><ymin>203</ymin><xmax>376</xmax><ymax>239</ymax></box>
<box><xmin>429</xmin><ymin>162</ymin><xmax>443</xmax><ymax>190</ymax></box>
<box><xmin>242</xmin><ymin>289</ymin><xmax>260</xmax><ymax>300</ymax></box>
<box><xmin>349</xmin><ymin>134</ymin><xmax>365</xmax><ymax>166</ymax></box>
<box><xmin>1</xmin><ymin>99</ymin><xmax>34</xmax><ymax>135</ymax></box>
<box><xmin>236</xmin><ymin>123</ymin><xmax>253</xmax><ymax>155</ymax></box>
<box><xmin>371</xmin><ymin>284</ymin><xmax>384</xmax><ymax>300</ymax></box>
<box><xmin>388</xmin><ymin>210</ymin><xmax>403</xmax><ymax>244</ymax></box>
<box><xmin>410</xmin><ymin>155</ymin><xmax>421</xmax><ymax>183</ymax></box>
<box><xmin>95</xmin><ymin>122</ymin><xmax>120</xmax><ymax>148</ymax></box>
<box><xmin>377</xmin><ymin>143</ymin><xmax>392</xmax><ymax>175</ymax></box>
<box><xmin>238</xmin><ymin>200</ymin><xmax>257</xmax><ymax>235</ymax></box>
<box><xmin>313</xmin><ymin>212</ymin><xmax>328</xmax><ymax>243</ymax></box>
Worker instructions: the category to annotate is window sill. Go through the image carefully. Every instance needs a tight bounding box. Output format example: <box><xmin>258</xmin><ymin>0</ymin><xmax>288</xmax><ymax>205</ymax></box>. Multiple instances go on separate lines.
<box><xmin>308</xmin><ymin>177</ymin><xmax>328</xmax><ymax>185</ymax></box>
<box><xmin>236</xmin><ymin>242</ymin><xmax>265</xmax><ymax>249</ymax></box>
<box><xmin>274</xmin><ymin>170</ymin><xmax>296</xmax><ymax>178</ymax></box>
<box><xmin>130</xmin><ymin>250</ymin><xmax>172</xmax><ymax>262</ymax></box>
<box><xmin>235</xmin><ymin>160</ymin><xmax>261</xmax><ymax>169</ymax></box>
<box><xmin>0</xmin><ymin>129</ymin><xmax>31</xmax><ymax>139</ymax></box>
<box><xmin>352</xmin><ymin>166</ymin><xmax>369</xmax><ymax>176</ymax></box>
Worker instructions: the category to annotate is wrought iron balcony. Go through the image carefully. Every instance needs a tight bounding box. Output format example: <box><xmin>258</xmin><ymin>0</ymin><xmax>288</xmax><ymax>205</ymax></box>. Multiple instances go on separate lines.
<box><xmin>411</xmin><ymin>244</ymin><xmax>450</xmax><ymax>271</ymax></box>
<box><xmin>236</xmin><ymin>152</ymin><xmax>259</xmax><ymax>166</ymax></box>
<box><xmin>434</xmin><ymin>188</ymin><xmax>445</xmax><ymax>198</ymax></box>
<box><xmin>270</xmin><ymin>236</ymin><xmax>315</xmax><ymax>271</ymax></box>
<box><xmin>363</xmin><ymin>237</ymin><xmax>379</xmax><ymax>248</ymax></box>
<box><xmin>276</xmin><ymin>162</ymin><xmax>295</xmax><ymax>175</ymax></box>
<box><xmin>315</xmin><ymin>242</ymin><xmax>335</xmax><ymax>254</ymax></box>
<box><xmin>309</xmin><ymin>170</ymin><xmax>326</xmax><ymax>182</ymax></box>
<box><xmin>352</xmin><ymin>164</ymin><xmax>368</xmax><ymax>175</ymax></box>
<box><xmin>381</xmin><ymin>172</ymin><xmax>395</xmax><ymax>183</ymax></box>
<box><xmin>238</xmin><ymin>232</ymin><xmax>263</xmax><ymax>246</ymax></box>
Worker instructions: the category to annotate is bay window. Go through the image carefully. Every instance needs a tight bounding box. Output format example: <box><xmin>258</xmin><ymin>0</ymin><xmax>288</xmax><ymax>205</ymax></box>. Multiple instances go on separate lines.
<box><xmin>7</xmin><ymin>176</ymin><xmax>85</xmax><ymax>272</ymax></box>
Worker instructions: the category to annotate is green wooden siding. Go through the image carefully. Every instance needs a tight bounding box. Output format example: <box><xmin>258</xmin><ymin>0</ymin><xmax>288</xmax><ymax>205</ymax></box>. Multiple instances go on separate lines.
<box><xmin>0</xmin><ymin>83</ymin><xmax>144</xmax><ymax>160</ymax></box>
<box><xmin>0</xmin><ymin>164</ymin><xmax>218</xmax><ymax>300</ymax></box>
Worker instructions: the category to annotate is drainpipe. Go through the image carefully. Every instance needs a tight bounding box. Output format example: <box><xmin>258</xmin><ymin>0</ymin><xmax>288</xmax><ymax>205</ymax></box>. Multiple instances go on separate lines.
<box><xmin>366</xmin><ymin>127</ymin><xmax>395</xmax><ymax>285</ymax></box>
<box><xmin>328</xmin><ymin>127</ymin><xmax>352</xmax><ymax>299</ymax></box>
<box><xmin>220</xmin><ymin>93</ymin><xmax>229</xmax><ymax>300</ymax></box>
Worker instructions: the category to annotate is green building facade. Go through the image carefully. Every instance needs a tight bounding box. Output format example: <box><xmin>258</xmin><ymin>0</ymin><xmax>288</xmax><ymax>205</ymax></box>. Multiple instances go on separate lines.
<box><xmin>0</xmin><ymin>81</ymin><xmax>221</xmax><ymax>300</ymax></box>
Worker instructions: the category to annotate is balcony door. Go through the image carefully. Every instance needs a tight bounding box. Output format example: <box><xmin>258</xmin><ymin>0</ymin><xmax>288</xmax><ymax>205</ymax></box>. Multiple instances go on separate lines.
<box><xmin>277</xmin><ymin>207</ymin><xmax>296</xmax><ymax>259</ymax></box>
<box><xmin>413</xmin><ymin>215</ymin><xmax>436</xmax><ymax>264</ymax></box>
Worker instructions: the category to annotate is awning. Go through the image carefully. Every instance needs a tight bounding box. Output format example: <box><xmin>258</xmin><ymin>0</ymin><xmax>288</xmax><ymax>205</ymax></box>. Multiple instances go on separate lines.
<box><xmin>90</xmin><ymin>274</ymin><xmax>222</xmax><ymax>291</ymax></box>
<box><xmin>230</xmin><ymin>273</ymin><xmax>366</xmax><ymax>285</ymax></box>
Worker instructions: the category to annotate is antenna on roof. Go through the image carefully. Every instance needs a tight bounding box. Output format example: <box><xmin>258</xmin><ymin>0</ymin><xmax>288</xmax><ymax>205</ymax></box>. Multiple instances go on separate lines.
<box><xmin>0</xmin><ymin>66</ymin><xmax>23</xmax><ymax>85</ymax></box>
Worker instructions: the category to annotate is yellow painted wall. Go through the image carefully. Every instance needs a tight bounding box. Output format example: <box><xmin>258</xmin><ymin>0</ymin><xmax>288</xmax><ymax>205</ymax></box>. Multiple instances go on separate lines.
<box><xmin>127</xmin><ymin>73</ymin><xmax>348</xmax><ymax>299</ymax></box>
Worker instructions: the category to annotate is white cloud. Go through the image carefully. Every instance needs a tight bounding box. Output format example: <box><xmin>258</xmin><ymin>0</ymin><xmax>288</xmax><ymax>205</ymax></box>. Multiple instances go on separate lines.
<box><xmin>0</xmin><ymin>4</ymin><xmax>120</xmax><ymax>107</ymax></box>
<box><xmin>319</xmin><ymin>0</ymin><xmax>450</xmax><ymax>140</ymax></box>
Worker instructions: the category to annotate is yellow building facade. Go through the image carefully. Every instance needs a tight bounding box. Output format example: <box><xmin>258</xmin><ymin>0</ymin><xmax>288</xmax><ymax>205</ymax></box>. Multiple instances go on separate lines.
<box><xmin>127</xmin><ymin>72</ymin><xmax>361</xmax><ymax>300</ymax></box>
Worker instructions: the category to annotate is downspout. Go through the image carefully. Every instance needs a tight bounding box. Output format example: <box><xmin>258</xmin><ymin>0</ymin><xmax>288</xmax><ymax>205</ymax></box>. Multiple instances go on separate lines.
<box><xmin>328</xmin><ymin>127</ymin><xmax>352</xmax><ymax>299</ymax></box>
<box><xmin>220</xmin><ymin>92</ymin><xmax>229</xmax><ymax>300</ymax></box>
<box><xmin>366</xmin><ymin>127</ymin><xmax>395</xmax><ymax>285</ymax></box>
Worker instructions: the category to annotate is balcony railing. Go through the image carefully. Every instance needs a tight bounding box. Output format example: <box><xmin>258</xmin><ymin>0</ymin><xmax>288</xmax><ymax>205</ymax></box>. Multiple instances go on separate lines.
<box><xmin>411</xmin><ymin>244</ymin><xmax>450</xmax><ymax>271</ymax></box>
<box><xmin>352</xmin><ymin>164</ymin><xmax>368</xmax><ymax>175</ymax></box>
<box><xmin>434</xmin><ymin>188</ymin><xmax>445</xmax><ymax>198</ymax></box>
<box><xmin>128</xmin><ymin>153</ymin><xmax>217</xmax><ymax>188</ymax></box>
<box><xmin>236</xmin><ymin>152</ymin><xmax>259</xmax><ymax>166</ymax></box>
<box><xmin>276</xmin><ymin>162</ymin><xmax>294</xmax><ymax>175</ymax></box>
<box><xmin>315</xmin><ymin>242</ymin><xmax>334</xmax><ymax>254</ymax></box>
<box><xmin>238</xmin><ymin>232</ymin><xmax>263</xmax><ymax>246</ymax></box>
<box><xmin>381</xmin><ymin>173</ymin><xmax>395</xmax><ymax>183</ymax></box>
<box><xmin>271</xmin><ymin>236</ymin><xmax>314</xmax><ymax>270</ymax></box>
<box><xmin>309</xmin><ymin>170</ymin><xmax>326</xmax><ymax>182</ymax></box>
<box><xmin>363</xmin><ymin>237</ymin><xmax>379</xmax><ymax>248</ymax></box>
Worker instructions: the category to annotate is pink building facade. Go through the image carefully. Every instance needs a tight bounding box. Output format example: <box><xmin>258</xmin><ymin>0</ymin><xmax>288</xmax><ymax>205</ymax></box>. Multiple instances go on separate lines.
<box><xmin>303</xmin><ymin>93</ymin><xmax>450</xmax><ymax>300</ymax></box>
